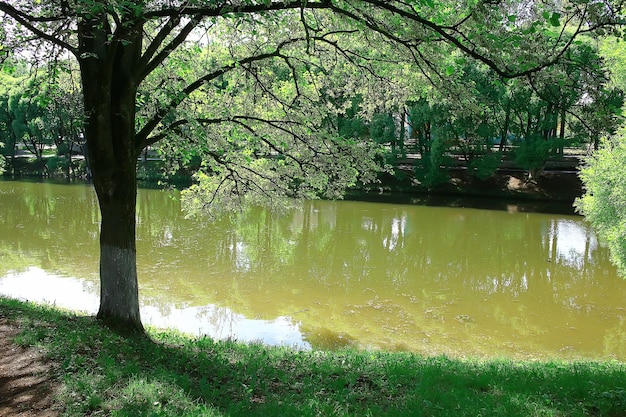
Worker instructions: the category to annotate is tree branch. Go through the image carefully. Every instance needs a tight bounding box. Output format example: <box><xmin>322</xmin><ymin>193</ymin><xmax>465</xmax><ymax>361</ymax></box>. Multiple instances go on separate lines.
<box><xmin>138</xmin><ymin>15</ymin><xmax>183</xmax><ymax>73</ymax></box>
<box><xmin>135</xmin><ymin>37</ymin><xmax>307</xmax><ymax>150</ymax></box>
<box><xmin>329</xmin><ymin>0</ymin><xmax>605</xmax><ymax>79</ymax></box>
<box><xmin>137</xmin><ymin>15</ymin><xmax>202</xmax><ymax>83</ymax></box>
<box><xmin>144</xmin><ymin>0</ymin><xmax>331</xmax><ymax>19</ymax></box>
<box><xmin>0</xmin><ymin>2</ymin><xmax>77</xmax><ymax>54</ymax></box>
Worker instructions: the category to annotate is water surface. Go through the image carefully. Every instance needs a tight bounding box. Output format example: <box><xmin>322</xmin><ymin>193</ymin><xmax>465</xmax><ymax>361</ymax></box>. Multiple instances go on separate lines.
<box><xmin>0</xmin><ymin>180</ymin><xmax>624</xmax><ymax>360</ymax></box>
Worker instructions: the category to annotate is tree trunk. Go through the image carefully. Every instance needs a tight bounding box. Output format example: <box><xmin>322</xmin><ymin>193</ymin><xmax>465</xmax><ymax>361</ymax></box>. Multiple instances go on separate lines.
<box><xmin>499</xmin><ymin>99</ymin><xmax>511</xmax><ymax>153</ymax></box>
<box><xmin>96</xmin><ymin>170</ymin><xmax>141</xmax><ymax>330</ymax></box>
<box><xmin>87</xmin><ymin>114</ymin><xmax>143</xmax><ymax>332</ymax></box>
<box><xmin>558</xmin><ymin>106</ymin><xmax>566</xmax><ymax>156</ymax></box>
<box><xmin>78</xmin><ymin>14</ymin><xmax>144</xmax><ymax>332</ymax></box>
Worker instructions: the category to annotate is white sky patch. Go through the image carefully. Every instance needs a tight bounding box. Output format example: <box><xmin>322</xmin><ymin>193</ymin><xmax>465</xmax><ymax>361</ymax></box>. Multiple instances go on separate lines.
<box><xmin>548</xmin><ymin>219</ymin><xmax>597</xmax><ymax>268</ymax></box>
<box><xmin>0</xmin><ymin>266</ymin><xmax>308</xmax><ymax>348</ymax></box>
<box><xmin>0</xmin><ymin>267</ymin><xmax>99</xmax><ymax>313</ymax></box>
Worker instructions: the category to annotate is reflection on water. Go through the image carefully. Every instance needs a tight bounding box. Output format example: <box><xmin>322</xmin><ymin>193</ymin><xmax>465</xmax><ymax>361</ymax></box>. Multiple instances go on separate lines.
<box><xmin>0</xmin><ymin>266</ymin><xmax>309</xmax><ymax>349</ymax></box>
<box><xmin>1</xmin><ymin>180</ymin><xmax>625</xmax><ymax>361</ymax></box>
<box><xmin>547</xmin><ymin>219</ymin><xmax>598</xmax><ymax>269</ymax></box>
<box><xmin>0</xmin><ymin>267</ymin><xmax>99</xmax><ymax>313</ymax></box>
<box><xmin>142</xmin><ymin>305</ymin><xmax>307</xmax><ymax>348</ymax></box>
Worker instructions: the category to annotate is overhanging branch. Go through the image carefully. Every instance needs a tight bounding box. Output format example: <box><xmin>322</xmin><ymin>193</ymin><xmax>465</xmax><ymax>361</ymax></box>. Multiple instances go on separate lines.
<box><xmin>135</xmin><ymin>36</ymin><xmax>309</xmax><ymax>150</ymax></box>
<box><xmin>144</xmin><ymin>0</ymin><xmax>331</xmax><ymax>19</ymax></box>
<box><xmin>0</xmin><ymin>2</ymin><xmax>77</xmax><ymax>54</ymax></box>
<box><xmin>329</xmin><ymin>0</ymin><xmax>611</xmax><ymax>79</ymax></box>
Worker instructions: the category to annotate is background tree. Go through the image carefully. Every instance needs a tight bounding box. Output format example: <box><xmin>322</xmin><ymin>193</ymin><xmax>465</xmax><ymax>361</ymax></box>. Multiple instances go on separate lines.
<box><xmin>0</xmin><ymin>62</ymin><xmax>24</xmax><ymax>174</ymax></box>
<box><xmin>42</xmin><ymin>62</ymin><xmax>85</xmax><ymax>178</ymax></box>
<box><xmin>0</xmin><ymin>60</ymin><xmax>86</xmax><ymax>177</ymax></box>
<box><xmin>6</xmin><ymin>76</ymin><xmax>50</xmax><ymax>175</ymax></box>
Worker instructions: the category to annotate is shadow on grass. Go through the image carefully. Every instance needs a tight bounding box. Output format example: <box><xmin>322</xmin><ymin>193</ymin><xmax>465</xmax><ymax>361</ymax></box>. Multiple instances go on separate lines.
<box><xmin>1</xmin><ymin>297</ymin><xmax>626</xmax><ymax>417</ymax></box>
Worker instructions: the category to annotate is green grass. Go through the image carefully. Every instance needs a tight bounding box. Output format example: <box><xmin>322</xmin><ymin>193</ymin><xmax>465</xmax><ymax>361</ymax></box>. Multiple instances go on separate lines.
<box><xmin>1</xmin><ymin>297</ymin><xmax>625</xmax><ymax>417</ymax></box>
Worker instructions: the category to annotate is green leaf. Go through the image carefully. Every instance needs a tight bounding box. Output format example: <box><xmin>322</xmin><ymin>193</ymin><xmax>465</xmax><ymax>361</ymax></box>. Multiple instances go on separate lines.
<box><xmin>445</xmin><ymin>65</ymin><xmax>455</xmax><ymax>76</ymax></box>
<box><xmin>507</xmin><ymin>15</ymin><xmax>516</xmax><ymax>23</ymax></box>
<box><xmin>550</xmin><ymin>12</ymin><xmax>561</xmax><ymax>26</ymax></box>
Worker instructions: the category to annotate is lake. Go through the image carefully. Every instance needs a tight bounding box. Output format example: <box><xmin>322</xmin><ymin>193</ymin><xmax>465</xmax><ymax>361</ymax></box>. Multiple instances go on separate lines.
<box><xmin>0</xmin><ymin>179</ymin><xmax>625</xmax><ymax>361</ymax></box>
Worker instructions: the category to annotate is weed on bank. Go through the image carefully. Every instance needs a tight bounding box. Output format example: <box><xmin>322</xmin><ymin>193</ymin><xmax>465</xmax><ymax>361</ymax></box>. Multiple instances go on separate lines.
<box><xmin>1</xmin><ymin>297</ymin><xmax>625</xmax><ymax>417</ymax></box>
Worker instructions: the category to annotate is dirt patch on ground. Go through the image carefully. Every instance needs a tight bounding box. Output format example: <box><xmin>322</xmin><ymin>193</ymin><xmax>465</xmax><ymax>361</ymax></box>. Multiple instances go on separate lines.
<box><xmin>0</xmin><ymin>320</ymin><xmax>60</xmax><ymax>417</ymax></box>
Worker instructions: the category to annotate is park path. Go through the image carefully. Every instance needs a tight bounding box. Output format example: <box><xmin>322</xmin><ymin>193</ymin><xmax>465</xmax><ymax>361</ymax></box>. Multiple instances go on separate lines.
<box><xmin>0</xmin><ymin>320</ymin><xmax>60</xmax><ymax>417</ymax></box>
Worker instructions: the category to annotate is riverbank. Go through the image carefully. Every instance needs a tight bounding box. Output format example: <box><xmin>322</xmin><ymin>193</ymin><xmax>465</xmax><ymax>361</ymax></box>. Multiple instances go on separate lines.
<box><xmin>1</xmin><ymin>298</ymin><xmax>625</xmax><ymax>417</ymax></box>
<box><xmin>376</xmin><ymin>168</ymin><xmax>584</xmax><ymax>204</ymax></box>
<box><xmin>5</xmin><ymin>154</ymin><xmax>584</xmax><ymax>204</ymax></box>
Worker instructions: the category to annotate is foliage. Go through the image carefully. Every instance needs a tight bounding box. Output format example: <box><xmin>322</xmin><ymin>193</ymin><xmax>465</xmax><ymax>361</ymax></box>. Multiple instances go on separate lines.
<box><xmin>414</xmin><ymin>136</ymin><xmax>451</xmax><ymax>187</ymax></box>
<box><xmin>131</xmin><ymin>15</ymin><xmax>392</xmax><ymax>215</ymax></box>
<box><xmin>0</xmin><ymin>64</ymin><xmax>23</xmax><ymax>169</ymax></box>
<box><xmin>1</xmin><ymin>0</ymin><xmax>618</xmax><ymax>186</ymax></box>
<box><xmin>577</xmin><ymin>38</ymin><xmax>626</xmax><ymax>266</ymax></box>
<box><xmin>3</xmin><ymin>297</ymin><xmax>626</xmax><ymax>417</ymax></box>
<box><xmin>513</xmin><ymin>136</ymin><xmax>560</xmax><ymax>180</ymax></box>
<box><xmin>0</xmin><ymin>59</ymin><xmax>85</xmax><ymax>177</ymax></box>
<box><xmin>601</xmin><ymin>37</ymin><xmax>626</xmax><ymax>94</ymax></box>
<box><xmin>0</xmin><ymin>1</ymin><xmax>621</xmax><ymax>187</ymax></box>
<box><xmin>337</xmin><ymin>96</ymin><xmax>368</xmax><ymax>140</ymax></box>
<box><xmin>576</xmin><ymin>134</ymin><xmax>626</xmax><ymax>276</ymax></box>
<box><xmin>469</xmin><ymin>151</ymin><xmax>501</xmax><ymax>180</ymax></box>
<box><xmin>400</xmin><ymin>38</ymin><xmax>623</xmax><ymax>181</ymax></box>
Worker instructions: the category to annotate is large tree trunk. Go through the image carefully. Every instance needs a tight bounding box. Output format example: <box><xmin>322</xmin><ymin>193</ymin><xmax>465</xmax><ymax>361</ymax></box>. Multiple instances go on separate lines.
<box><xmin>95</xmin><ymin>167</ymin><xmax>141</xmax><ymax>330</ymax></box>
<box><xmin>78</xmin><ymin>14</ymin><xmax>144</xmax><ymax>332</ymax></box>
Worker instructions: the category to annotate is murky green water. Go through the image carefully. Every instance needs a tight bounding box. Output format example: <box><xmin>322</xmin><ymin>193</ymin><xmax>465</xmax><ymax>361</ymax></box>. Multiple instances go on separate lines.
<box><xmin>1</xmin><ymin>180</ymin><xmax>625</xmax><ymax>360</ymax></box>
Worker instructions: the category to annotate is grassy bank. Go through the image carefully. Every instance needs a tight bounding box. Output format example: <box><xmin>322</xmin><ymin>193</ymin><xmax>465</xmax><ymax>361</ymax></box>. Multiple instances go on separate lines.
<box><xmin>1</xmin><ymin>298</ymin><xmax>625</xmax><ymax>417</ymax></box>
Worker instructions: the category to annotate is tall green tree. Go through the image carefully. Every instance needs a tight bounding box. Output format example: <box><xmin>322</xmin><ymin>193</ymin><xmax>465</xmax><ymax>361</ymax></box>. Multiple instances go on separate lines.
<box><xmin>0</xmin><ymin>61</ymin><xmax>85</xmax><ymax>177</ymax></box>
<box><xmin>0</xmin><ymin>0</ymin><xmax>621</xmax><ymax>331</ymax></box>
<box><xmin>41</xmin><ymin>62</ymin><xmax>85</xmax><ymax>178</ymax></box>
<box><xmin>1</xmin><ymin>73</ymin><xmax>51</xmax><ymax>174</ymax></box>
<box><xmin>0</xmin><ymin>65</ymin><xmax>23</xmax><ymax>172</ymax></box>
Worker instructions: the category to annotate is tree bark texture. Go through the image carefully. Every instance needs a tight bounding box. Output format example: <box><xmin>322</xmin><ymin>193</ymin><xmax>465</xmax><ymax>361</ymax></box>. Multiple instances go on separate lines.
<box><xmin>78</xmin><ymin>15</ymin><xmax>144</xmax><ymax>331</ymax></box>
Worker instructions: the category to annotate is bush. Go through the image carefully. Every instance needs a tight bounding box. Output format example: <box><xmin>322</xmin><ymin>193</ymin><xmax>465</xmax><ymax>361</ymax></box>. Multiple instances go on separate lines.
<box><xmin>46</xmin><ymin>156</ymin><xmax>69</xmax><ymax>175</ymax></box>
<box><xmin>414</xmin><ymin>136</ymin><xmax>451</xmax><ymax>187</ymax></box>
<box><xmin>469</xmin><ymin>152</ymin><xmax>501</xmax><ymax>180</ymax></box>
<box><xmin>513</xmin><ymin>136</ymin><xmax>562</xmax><ymax>180</ymax></box>
<box><xmin>576</xmin><ymin>135</ymin><xmax>626</xmax><ymax>276</ymax></box>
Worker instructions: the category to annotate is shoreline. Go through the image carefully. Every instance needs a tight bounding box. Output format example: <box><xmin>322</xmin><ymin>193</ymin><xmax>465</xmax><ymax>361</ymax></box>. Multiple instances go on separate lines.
<box><xmin>1</xmin><ymin>297</ymin><xmax>625</xmax><ymax>417</ymax></box>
